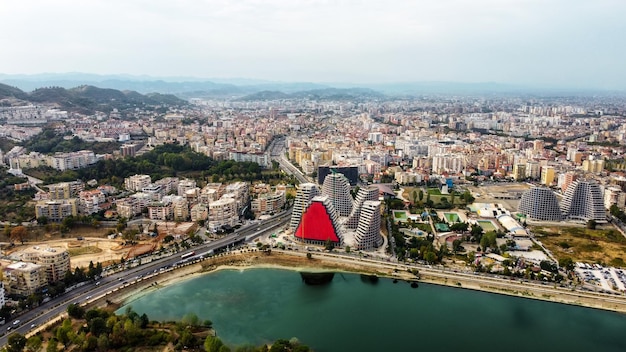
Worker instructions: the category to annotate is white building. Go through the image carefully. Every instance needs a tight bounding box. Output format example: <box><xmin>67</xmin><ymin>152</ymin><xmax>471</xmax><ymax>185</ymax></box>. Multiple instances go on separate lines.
<box><xmin>208</xmin><ymin>198</ymin><xmax>238</xmax><ymax>231</ymax></box>
<box><xmin>124</xmin><ymin>174</ymin><xmax>152</xmax><ymax>192</ymax></box>
<box><xmin>561</xmin><ymin>180</ymin><xmax>606</xmax><ymax>222</ymax></box>
<box><xmin>290</xmin><ymin>183</ymin><xmax>320</xmax><ymax>230</ymax></box>
<box><xmin>354</xmin><ymin>200</ymin><xmax>382</xmax><ymax>250</ymax></box>
<box><xmin>321</xmin><ymin>173</ymin><xmax>353</xmax><ymax>217</ymax></box>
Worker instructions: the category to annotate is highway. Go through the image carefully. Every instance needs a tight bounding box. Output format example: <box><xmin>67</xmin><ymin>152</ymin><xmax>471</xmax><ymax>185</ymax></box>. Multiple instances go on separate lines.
<box><xmin>269</xmin><ymin>137</ymin><xmax>312</xmax><ymax>184</ymax></box>
<box><xmin>0</xmin><ymin>211</ymin><xmax>291</xmax><ymax>346</ymax></box>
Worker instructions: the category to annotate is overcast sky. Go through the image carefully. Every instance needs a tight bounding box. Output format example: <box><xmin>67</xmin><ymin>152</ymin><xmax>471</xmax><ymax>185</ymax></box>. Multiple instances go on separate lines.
<box><xmin>1</xmin><ymin>0</ymin><xmax>625</xmax><ymax>88</ymax></box>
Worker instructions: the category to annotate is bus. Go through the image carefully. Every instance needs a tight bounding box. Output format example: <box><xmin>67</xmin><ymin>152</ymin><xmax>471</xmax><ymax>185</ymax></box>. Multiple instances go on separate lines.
<box><xmin>181</xmin><ymin>251</ymin><xmax>195</xmax><ymax>260</ymax></box>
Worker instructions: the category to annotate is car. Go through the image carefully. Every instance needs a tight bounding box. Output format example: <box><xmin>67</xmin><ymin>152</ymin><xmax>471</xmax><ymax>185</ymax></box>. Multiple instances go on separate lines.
<box><xmin>30</xmin><ymin>323</ymin><xmax>36</xmax><ymax>328</ymax></box>
<box><xmin>13</xmin><ymin>320</ymin><xmax>20</xmax><ymax>325</ymax></box>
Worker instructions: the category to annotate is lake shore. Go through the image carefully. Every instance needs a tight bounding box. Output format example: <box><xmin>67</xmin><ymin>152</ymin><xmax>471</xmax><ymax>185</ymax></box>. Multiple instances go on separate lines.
<box><xmin>99</xmin><ymin>250</ymin><xmax>626</xmax><ymax>314</ymax></box>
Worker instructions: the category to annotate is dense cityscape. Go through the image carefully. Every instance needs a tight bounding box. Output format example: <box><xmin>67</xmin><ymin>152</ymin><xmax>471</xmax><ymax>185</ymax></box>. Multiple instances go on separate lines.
<box><xmin>1</xmin><ymin>79</ymin><xmax>626</xmax><ymax>350</ymax></box>
<box><xmin>3</xmin><ymin>0</ymin><xmax>626</xmax><ymax>350</ymax></box>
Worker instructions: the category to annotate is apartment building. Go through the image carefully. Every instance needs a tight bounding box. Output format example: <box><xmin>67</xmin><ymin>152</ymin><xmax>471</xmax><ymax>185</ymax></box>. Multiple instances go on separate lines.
<box><xmin>19</xmin><ymin>246</ymin><xmax>70</xmax><ymax>283</ymax></box>
<box><xmin>35</xmin><ymin>199</ymin><xmax>78</xmax><ymax>222</ymax></box>
<box><xmin>2</xmin><ymin>261</ymin><xmax>47</xmax><ymax>296</ymax></box>
<box><xmin>518</xmin><ymin>187</ymin><xmax>563</xmax><ymax>221</ymax></box>
<box><xmin>251</xmin><ymin>190</ymin><xmax>285</xmax><ymax>217</ymax></box>
<box><xmin>354</xmin><ymin>200</ymin><xmax>383</xmax><ymax>250</ymax></box>
<box><xmin>124</xmin><ymin>174</ymin><xmax>152</xmax><ymax>192</ymax></box>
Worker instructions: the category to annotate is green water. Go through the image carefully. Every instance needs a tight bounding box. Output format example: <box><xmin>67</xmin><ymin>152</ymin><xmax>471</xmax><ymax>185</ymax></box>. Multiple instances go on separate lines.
<box><xmin>119</xmin><ymin>269</ymin><xmax>626</xmax><ymax>352</ymax></box>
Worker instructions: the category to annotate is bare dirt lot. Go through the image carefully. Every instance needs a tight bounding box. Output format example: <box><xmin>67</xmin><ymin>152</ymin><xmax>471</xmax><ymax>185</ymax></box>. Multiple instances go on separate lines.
<box><xmin>6</xmin><ymin>237</ymin><xmax>130</xmax><ymax>268</ymax></box>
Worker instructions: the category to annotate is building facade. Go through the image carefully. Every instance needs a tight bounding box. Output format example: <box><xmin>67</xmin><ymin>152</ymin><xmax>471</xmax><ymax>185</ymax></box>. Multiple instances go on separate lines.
<box><xmin>518</xmin><ymin>187</ymin><xmax>563</xmax><ymax>221</ymax></box>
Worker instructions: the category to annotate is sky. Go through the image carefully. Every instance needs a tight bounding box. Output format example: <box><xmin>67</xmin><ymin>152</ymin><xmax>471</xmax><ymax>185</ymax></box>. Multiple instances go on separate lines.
<box><xmin>1</xmin><ymin>0</ymin><xmax>625</xmax><ymax>89</ymax></box>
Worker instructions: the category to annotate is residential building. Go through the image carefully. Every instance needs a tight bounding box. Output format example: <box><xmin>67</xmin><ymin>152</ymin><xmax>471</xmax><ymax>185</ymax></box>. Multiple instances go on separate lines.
<box><xmin>345</xmin><ymin>186</ymin><xmax>380</xmax><ymax>229</ymax></box>
<box><xmin>190</xmin><ymin>203</ymin><xmax>208</xmax><ymax>222</ymax></box>
<box><xmin>78</xmin><ymin>189</ymin><xmax>106</xmax><ymax>214</ymax></box>
<box><xmin>290</xmin><ymin>183</ymin><xmax>320</xmax><ymax>230</ymax></box>
<box><xmin>321</xmin><ymin>172</ymin><xmax>353</xmax><ymax>217</ymax></box>
<box><xmin>3</xmin><ymin>261</ymin><xmax>47</xmax><ymax>296</ymax></box>
<box><xmin>47</xmin><ymin>181</ymin><xmax>84</xmax><ymax>199</ymax></box>
<box><xmin>604</xmin><ymin>186</ymin><xmax>626</xmax><ymax>210</ymax></box>
<box><xmin>124</xmin><ymin>174</ymin><xmax>152</xmax><ymax>192</ymax></box>
<box><xmin>293</xmin><ymin>195</ymin><xmax>343</xmax><ymax>246</ymax></box>
<box><xmin>47</xmin><ymin>150</ymin><xmax>97</xmax><ymax>171</ymax></box>
<box><xmin>354</xmin><ymin>200</ymin><xmax>382</xmax><ymax>250</ymax></box>
<box><xmin>251</xmin><ymin>190</ymin><xmax>286</xmax><ymax>217</ymax></box>
<box><xmin>518</xmin><ymin>187</ymin><xmax>563</xmax><ymax>221</ymax></box>
<box><xmin>540</xmin><ymin>166</ymin><xmax>555</xmax><ymax>186</ymax></box>
<box><xmin>35</xmin><ymin>199</ymin><xmax>78</xmax><ymax>222</ymax></box>
<box><xmin>148</xmin><ymin>202</ymin><xmax>173</xmax><ymax>221</ymax></box>
<box><xmin>561</xmin><ymin>180</ymin><xmax>606</xmax><ymax>222</ymax></box>
<box><xmin>19</xmin><ymin>246</ymin><xmax>70</xmax><ymax>283</ymax></box>
<box><xmin>177</xmin><ymin>179</ymin><xmax>197</xmax><ymax>197</ymax></box>
<box><xmin>208</xmin><ymin>197</ymin><xmax>237</xmax><ymax>231</ymax></box>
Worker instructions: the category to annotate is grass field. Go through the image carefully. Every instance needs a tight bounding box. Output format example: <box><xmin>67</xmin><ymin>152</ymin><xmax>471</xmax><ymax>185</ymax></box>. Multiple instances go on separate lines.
<box><xmin>477</xmin><ymin>220</ymin><xmax>497</xmax><ymax>232</ymax></box>
<box><xmin>393</xmin><ymin>211</ymin><xmax>408</xmax><ymax>220</ymax></box>
<box><xmin>444</xmin><ymin>212</ymin><xmax>460</xmax><ymax>223</ymax></box>
<box><xmin>531</xmin><ymin>225</ymin><xmax>626</xmax><ymax>267</ymax></box>
<box><xmin>67</xmin><ymin>246</ymin><xmax>104</xmax><ymax>256</ymax></box>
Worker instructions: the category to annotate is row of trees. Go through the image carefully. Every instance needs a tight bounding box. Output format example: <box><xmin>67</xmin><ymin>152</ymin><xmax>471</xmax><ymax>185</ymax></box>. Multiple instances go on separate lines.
<box><xmin>30</xmin><ymin>144</ymin><xmax>267</xmax><ymax>187</ymax></box>
<box><xmin>6</xmin><ymin>306</ymin><xmax>309</xmax><ymax>352</ymax></box>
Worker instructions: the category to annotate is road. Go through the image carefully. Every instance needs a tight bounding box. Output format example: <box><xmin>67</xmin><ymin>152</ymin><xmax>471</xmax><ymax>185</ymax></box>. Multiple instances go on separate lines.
<box><xmin>269</xmin><ymin>137</ymin><xmax>312</xmax><ymax>184</ymax></box>
<box><xmin>0</xmin><ymin>211</ymin><xmax>291</xmax><ymax>346</ymax></box>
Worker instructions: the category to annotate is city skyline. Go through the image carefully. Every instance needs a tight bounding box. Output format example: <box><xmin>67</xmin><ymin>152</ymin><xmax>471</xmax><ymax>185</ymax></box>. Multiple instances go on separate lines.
<box><xmin>1</xmin><ymin>0</ymin><xmax>625</xmax><ymax>90</ymax></box>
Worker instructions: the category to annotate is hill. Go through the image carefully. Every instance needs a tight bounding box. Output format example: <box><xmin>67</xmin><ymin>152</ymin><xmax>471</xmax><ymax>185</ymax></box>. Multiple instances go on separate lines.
<box><xmin>0</xmin><ymin>82</ymin><xmax>29</xmax><ymax>100</ymax></box>
<box><xmin>0</xmin><ymin>84</ymin><xmax>188</xmax><ymax>114</ymax></box>
<box><xmin>236</xmin><ymin>87</ymin><xmax>386</xmax><ymax>101</ymax></box>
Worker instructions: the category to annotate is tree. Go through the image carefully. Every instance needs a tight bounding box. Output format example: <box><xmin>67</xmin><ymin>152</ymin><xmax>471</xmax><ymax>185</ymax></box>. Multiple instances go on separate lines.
<box><xmin>559</xmin><ymin>257</ymin><xmax>575</xmax><ymax>271</ymax></box>
<box><xmin>324</xmin><ymin>239</ymin><xmax>334</xmax><ymax>251</ymax></box>
<box><xmin>205</xmin><ymin>336</ymin><xmax>226</xmax><ymax>352</ymax></box>
<box><xmin>306</xmin><ymin>252</ymin><xmax>312</xmax><ymax>260</ymax></box>
<box><xmin>418</xmin><ymin>189</ymin><xmax>424</xmax><ymax>202</ymax></box>
<box><xmin>345</xmin><ymin>245</ymin><xmax>351</xmax><ymax>253</ymax></box>
<box><xmin>67</xmin><ymin>303</ymin><xmax>85</xmax><ymax>319</ymax></box>
<box><xmin>586</xmin><ymin>219</ymin><xmax>597</xmax><ymax>230</ymax></box>
<box><xmin>6</xmin><ymin>333</ymin><xmax>27</xmax><ymax>352</ymax></box>
<box><xmin>424</xmin><ymin>251</ymin><xmax>437</xmax><ymax>263</ymax></box>
<box><xmin>25</xmin><ymin>335</ymin><xmax>43</xmax><ymax>352</ymax></box>
<box><xmin>412</xmin><ymin>190</ymin><xmax>418</xmax><ymax>204</ymax></box>
<box><xmin>182</xmin><ymin>313</ymin><xmax>200</xmax><ymax>327</ymax></box>
<box><xmin>10</xmin><ymin>226</ymin><xmax>27</xmax><ymax>244</ymax></box>
<box><xmin>452</xmin><ymin>239</ymin><xmax>463</xmax><ymax>254</ymax></box>
<box><xmin>480</xmin><ymin>231</ymin><xmax>497</xmax><ymax>250</ymax></box>
<box><xmin>46</xmin><ymin>338</ymin><xmax>59</xmax><ymax>352</ymax></box>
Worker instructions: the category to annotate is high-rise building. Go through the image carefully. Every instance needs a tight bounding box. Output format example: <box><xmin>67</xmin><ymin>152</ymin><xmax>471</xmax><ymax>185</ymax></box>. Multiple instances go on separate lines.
<box><xmin>512</xmin><ymin>163</ymin><xmax>526</xmax><ymax>181</ymax></box>
<box><xmin>321</xmin><ymin>172</ymin><xmax>353</xmax><ymax>217</ymax></box>
<box><xmin>540</xmin><ymin>166</ymin><xmax>556</xmax><ymax>186</ymax></box>
<box><xmin>317</xmin><ymin>166</ymin><xmax>359</xmax><ymax>186</ymax></box>
<box><xmin>290</xmin><ymin>183</ymin><xmax>320</xmax><ymax>230</ymax></box>
<box><xmin>345</xmin><ymin>186</ymin><xmax>379</xmax><ymax>229</ymax></box>
<box><xmin>561</xmin><ymin>180</ymin><xmax>606</xmax><ymax>222</ymax></box>
<box><xmin>525</xmin><ymin>161</ymin><xmax>541</xmax><ymax>180</ymax></box>
<box><xmin>518</xmin><ymin>187</ymin><xmax>563</xmax><ymax>221</ymax></box>
<box><xmin>293</xmin><ymin>195</ymin><xmax>343</xmax><ymax>246</ymax></box>
<box><xmin>560</xmin><ymin>171</ymin><xmax>577</xmax><ymax>193</ymax></box>
<box><xmin>354</xmin><ymin>200</ymin><xmax>382</xmax><ymax>250</ymax></box>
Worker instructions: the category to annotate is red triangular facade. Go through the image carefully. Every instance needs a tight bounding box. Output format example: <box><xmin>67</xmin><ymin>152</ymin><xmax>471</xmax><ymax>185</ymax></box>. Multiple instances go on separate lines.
<box><xmin>294</xmin><ymin>201</ymin><xmax>340</xmax><ymax>242</ymax></box>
